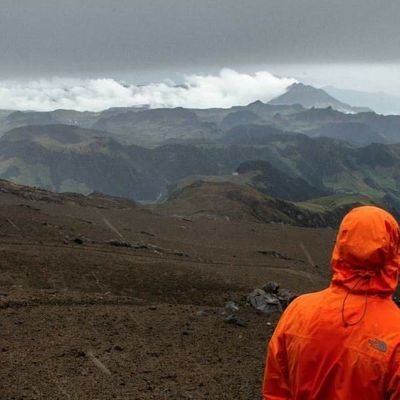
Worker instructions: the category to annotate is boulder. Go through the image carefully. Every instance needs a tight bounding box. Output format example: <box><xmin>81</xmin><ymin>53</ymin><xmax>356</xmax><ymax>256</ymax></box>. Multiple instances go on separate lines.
<box><xmin>248</xmin><ymin>281</ymin><xmax>296</xmax><ymax>313</ymax></box>
<box><xmin>247</xmin><ymin>288</ymin><xmax>282</xmax><ymax>313</ymax></box>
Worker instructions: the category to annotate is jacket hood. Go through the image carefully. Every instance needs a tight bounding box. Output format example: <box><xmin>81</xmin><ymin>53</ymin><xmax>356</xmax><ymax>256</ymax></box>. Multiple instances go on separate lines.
<box><xmin>331</xmin><ymin>206</ymin><xmax>400</xmax><ymax>296</ymax></box>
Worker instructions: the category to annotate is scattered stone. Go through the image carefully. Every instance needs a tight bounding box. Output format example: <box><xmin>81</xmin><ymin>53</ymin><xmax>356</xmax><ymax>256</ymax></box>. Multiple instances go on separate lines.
<box><xmin>262</xmin><ymin>281</ymin><xmax>280</xmax><ymax>294</ymax></box>
<box><xmin>148</xmin><ymin>244</ymin><xmax>163</xmax><ymax>252</ymax></box>
<box><xmin>140</xmin><ymin>231</ymin><xmax>155</xmax><ymax>237</ymax></box>
<box><xmin>173</xmin><ymin>251</ymin><xmax>190</xmax><ymax>258</ymax></box>
<box><xmin>224</xmin><ymin>314</ymin><xmax>245</xmax><ymax>327</ymax></box>
<box><xmin>276</xmin><ymin>288</ymin><xmax>296</xmax><ymax>309</ymax></box>
<box><xmin>149</xmin><ymin>305</ymin><xmax>157</xmax><ymax>311</ymax></box>
<box><xmin>108</xmin><ymin>240</ymin><xmax>132</xmax><ymax>248</ymax></box>
<box><xmin>225</xmin><ymin>301</ymin><xmax>239</xmax><ymax>313</ymax></box>
<box><xmin>195</xmin><ymin>310</ymin><xmax>208</xmax><ymax>317</ymax></box>
<box><xmin>258</xmin><ymin>250</ymin><xmax>292</xmax><ymax>260</ymax></box>
<box><xmin>133</xmin><ymin>243</ymin><xmax>149</xmax><ymax>250</ymax></box>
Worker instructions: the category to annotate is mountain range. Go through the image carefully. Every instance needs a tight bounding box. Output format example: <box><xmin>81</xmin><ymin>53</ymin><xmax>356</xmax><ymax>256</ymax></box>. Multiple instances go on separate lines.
<box><xmin>0</xmin><ymin>123</ymin><xmax>400</xmax><ymax>213</ymax></box>
<box><xmin>1</xmin><ymin>82</ymin><xmax>400</xmax><ymax>222</ymax></box>
<box><xmin>2</xmin><ymin>83</ymin><xmax>400</xmax><ymax>149</ymax></box>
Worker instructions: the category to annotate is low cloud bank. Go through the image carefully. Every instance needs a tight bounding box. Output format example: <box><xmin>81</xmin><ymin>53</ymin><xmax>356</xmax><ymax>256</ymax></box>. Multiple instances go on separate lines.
<box><xmin>0</xmin><ymin>69</ymin><xmax>296</xmax><ymax>112</ymax></box>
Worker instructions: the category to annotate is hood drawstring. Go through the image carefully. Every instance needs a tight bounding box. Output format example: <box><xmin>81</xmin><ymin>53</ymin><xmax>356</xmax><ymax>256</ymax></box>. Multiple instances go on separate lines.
<box><xmin>341</xmin><ymin>275</ymin><xmax>371</xmax><ymax>327</ymax></box>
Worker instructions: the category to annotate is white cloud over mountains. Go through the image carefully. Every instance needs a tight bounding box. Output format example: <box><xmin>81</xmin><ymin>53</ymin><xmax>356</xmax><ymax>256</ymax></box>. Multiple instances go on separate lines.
<box><xmin>0</xmin><ymin>69</ymin><xmax>296</xmax><ymax>112</ymax></box>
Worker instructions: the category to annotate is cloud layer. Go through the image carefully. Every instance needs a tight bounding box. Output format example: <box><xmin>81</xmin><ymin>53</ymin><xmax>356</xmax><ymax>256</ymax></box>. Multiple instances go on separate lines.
<box><xmin>0</xmin><ymin>69</ymin><xmax>296</xmax><ymax>112</ymax></box>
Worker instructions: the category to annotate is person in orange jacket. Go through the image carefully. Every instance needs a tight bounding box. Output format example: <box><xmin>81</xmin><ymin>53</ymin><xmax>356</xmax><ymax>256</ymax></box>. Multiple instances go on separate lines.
<box><xmin>262</xmin><ymin>206</ymin><xmax>400</xmax><ymax>399</ymax></box>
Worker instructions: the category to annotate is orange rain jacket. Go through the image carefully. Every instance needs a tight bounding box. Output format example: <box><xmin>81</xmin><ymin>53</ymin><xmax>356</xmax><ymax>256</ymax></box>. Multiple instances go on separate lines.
<box><xmin>263</xmin><ymin>206</ymin><xmax>400</xmax><ymax>400</ymax></box>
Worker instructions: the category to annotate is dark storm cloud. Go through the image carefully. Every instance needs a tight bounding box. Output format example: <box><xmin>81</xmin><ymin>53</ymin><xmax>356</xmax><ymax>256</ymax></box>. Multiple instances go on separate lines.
<box><xmin>0</xmin><ymin>0</ymin><xmax>399</xmax><ymax>77</ymax></box>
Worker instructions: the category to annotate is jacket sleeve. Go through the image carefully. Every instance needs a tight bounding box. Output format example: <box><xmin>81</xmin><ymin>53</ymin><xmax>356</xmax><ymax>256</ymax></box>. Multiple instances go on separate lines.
<box><xmin>262</xmin><ymin>314</ymin><xmax>291</xmax><ymax>400</ymax></box>
<box><xmin>387</xmin><ymin>345</ymin><xmax>400</xmax><ymax>399</ymax></box>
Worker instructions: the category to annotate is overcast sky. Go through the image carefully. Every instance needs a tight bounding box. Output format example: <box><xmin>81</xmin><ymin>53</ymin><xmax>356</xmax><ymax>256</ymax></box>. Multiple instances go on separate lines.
<box><xmin>1</xmin><ymin>0</ymin><xmax>399</xmax><ymax>75</ymax></box>
<box><xmin>0</xmin><ymin>0</ymin><xmax>400</xmax><ymax>101</ymax></box>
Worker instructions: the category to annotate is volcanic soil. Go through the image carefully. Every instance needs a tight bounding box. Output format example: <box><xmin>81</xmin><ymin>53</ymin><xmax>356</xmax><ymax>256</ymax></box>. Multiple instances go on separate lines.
<box><xmin>0</xmin><ymin>181</ymin><xmax>336</xmax><ymax>399</ymax></box>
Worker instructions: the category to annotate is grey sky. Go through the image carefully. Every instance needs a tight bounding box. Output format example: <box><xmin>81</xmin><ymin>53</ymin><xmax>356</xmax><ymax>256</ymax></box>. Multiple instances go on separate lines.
<box><xmin>1</xmin><ymin>0</ymin><xmax>400</xmax><ymax>79</ymax></box>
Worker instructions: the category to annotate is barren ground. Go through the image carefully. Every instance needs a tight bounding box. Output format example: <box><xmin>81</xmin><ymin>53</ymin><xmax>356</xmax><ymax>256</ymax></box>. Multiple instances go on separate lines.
<box><xmin>0</xmin><ymin>185</ymin><xmax>336</xmax><ymax>399</ymax></box>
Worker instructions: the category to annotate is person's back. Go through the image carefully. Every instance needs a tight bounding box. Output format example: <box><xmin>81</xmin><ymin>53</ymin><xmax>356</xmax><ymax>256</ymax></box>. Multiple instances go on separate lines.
<box><xmin>263</xmin><ymin>206</ymin><xmax>400</xmax><ymax>400</ymax></box>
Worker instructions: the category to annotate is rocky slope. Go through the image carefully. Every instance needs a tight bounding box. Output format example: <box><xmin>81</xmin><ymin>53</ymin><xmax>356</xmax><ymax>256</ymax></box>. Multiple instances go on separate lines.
<box><xmin>155</xmin><ymin>180</ymin><xmax>374</xmax><ymax>228</ymax></box>
<box><xmin>0</xmin><ymin>177</ymin><xmax>338</xmax><ymax>399</ymax></box>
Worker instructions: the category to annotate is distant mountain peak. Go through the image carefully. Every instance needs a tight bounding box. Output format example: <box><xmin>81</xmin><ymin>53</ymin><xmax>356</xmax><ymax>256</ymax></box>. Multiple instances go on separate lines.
<box><xmin>287</xmin><ymin>82</ymin><xmax>319</xmax><ymax>91</ymax></box>
<box><xmin>268</xmin><ymin>82</ymin><xmax>370</xmax><ymax>113</ymax></box>
<box><xmin>248</xmin><ymin>100</ymin><xmax>264</xmax><ymax>106</ymax></box>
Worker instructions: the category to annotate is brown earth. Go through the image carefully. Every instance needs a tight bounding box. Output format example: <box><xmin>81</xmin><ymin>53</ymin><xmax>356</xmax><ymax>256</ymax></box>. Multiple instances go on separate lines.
<box><xmin>0</xmin><ymin>181</ymin><xmax>337</xmax><ymax>399</ymax></box>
